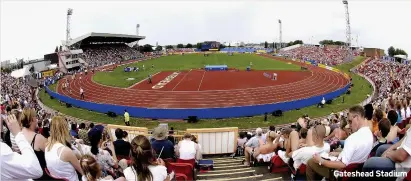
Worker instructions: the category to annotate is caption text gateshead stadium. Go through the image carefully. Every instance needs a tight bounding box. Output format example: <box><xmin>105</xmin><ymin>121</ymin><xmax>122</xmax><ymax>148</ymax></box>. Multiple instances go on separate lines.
<box><xmin>333</xmin><ymin>170</ymin><xmax>407</xmax><ymax>178</ymax></box>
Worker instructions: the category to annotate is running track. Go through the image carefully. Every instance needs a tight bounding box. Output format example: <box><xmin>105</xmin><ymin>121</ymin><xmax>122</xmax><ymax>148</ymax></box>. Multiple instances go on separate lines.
<box><xmin>56</xmin><ymin>55</ymin><xmax>349</xmax><ymax>109</ymax></box>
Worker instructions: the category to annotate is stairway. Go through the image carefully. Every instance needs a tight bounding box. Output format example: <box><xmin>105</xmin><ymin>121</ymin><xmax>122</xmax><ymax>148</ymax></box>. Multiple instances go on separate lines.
<box><xmin>197</xmin><ymin>156</ymin><xmax>287</xmax><ymax>181</ymax></box>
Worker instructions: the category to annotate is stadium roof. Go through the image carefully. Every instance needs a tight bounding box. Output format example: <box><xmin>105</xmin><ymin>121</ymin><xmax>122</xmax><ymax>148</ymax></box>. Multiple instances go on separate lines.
<box><xmin>67</xmin><ymin>32</ymin><xmax>145</xmax><ymax>47</ymax></box>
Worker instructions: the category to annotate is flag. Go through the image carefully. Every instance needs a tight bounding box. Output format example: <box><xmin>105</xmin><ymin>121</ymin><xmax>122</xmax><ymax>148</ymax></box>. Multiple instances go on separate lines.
<box><xmin>278</xmin><ymin>19</ymin><xmax>281</xmax><ymax>23</ymax></box>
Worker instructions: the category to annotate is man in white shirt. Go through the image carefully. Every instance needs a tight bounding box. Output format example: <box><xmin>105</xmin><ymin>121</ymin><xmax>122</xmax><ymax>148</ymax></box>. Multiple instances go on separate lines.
<box><xmin>306</xmin><ymin>105</ymin><xmax>373</xmax><ymax>180</ymax></box>
<box><xmin>292</xmin><ymin>125</ymin><xmax>330</xmax><ymax>170</ymax></box>
<box><xmin>363</xmin><ymin>126</ymin><xmax>411</xmax><ymax>181</ymax></box>
<box><xmin>1</xmin><ymin>114</ymin><xmax>43</xmax><ymax>180</ymax></box>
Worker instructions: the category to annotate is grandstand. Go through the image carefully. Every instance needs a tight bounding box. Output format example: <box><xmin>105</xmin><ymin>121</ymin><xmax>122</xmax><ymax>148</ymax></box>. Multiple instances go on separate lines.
<box><xmin>57</xmin><ymin>32</ymin><xmax>146</xmax><ymax>72</ymax></box>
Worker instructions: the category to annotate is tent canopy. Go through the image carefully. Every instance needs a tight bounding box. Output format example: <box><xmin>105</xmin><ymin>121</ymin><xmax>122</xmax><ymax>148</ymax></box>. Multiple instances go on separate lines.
<box><xmin>394</xmin><ymin>54</ymin><xmax>407</xmax><ymax>59</ymax></box>
<box><xmin>10</xmin><ymin>67</ymin><xmax>30</xmax><ymax>78</ymax></box>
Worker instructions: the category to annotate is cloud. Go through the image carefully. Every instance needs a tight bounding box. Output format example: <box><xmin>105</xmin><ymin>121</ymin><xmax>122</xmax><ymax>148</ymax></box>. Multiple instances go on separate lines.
<box><xmin>1</xmin><ymin>1</ymin><xmax>410</xmax><ymax>62</ymax></box>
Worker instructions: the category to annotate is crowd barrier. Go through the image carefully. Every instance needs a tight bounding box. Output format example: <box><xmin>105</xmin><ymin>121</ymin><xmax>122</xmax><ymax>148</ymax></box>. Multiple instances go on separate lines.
<box><xmin>186</xmin><ymin>127</ymin><xmax>238</xmax><ymax>154</ymax></box>
<box><xmin>106</xmin><ymin>124</ymin><xmax>148</xmax><ymax>142</ymax></box>
<box><xmin>45</xmin><ymin>82</ymin><xmax>349</xmax><ymax>119</ymax></box>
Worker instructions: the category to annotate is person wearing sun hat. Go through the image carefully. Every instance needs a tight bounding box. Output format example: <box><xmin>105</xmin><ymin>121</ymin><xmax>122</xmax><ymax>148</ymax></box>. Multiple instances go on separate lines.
<box><xmin>151</xmin><ymin>126</ymin><xmax>175</xmax><ymax>159</ymax></box>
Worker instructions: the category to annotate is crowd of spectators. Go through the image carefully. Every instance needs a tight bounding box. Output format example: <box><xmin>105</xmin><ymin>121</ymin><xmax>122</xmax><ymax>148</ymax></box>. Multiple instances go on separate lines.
<box><xmin>1</xmin><ymin>53</ymin><xmax>411</xmax><ymax>180</ymax></box>
<box><xmin>81</xmin><ymin>45</ymin><xmax>144</xmax><ymax>68</ymax></box>
<box><xmin>280</xmin><ymin>45</ymin><xmax>360</xmax><ymax>66</ymax></box>
<box><xmin>166</xmin><ymin>48</ymin><xmax>195</xmax><ymax>53</ymax></box>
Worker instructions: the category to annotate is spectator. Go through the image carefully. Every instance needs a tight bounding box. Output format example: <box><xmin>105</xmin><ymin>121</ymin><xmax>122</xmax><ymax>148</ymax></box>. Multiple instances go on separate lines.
<box><xmin>123</xmin><ymin>135</ymin><xmax>171</xmax><ymax>181</ymax></box>
<box><xmin>176</xmin><ymin>133</ymin><xmax>202</xmax><ymax>161</ymax></box>
<box><xmin>363</xmin><ymin>118</ymin><xmax>411</xmax><ymax>181</ymax></box>
<box><xmin>292</xmin><ymin>125</ymin><xmax>330</xmax><ymax>170</ymax></box>
<box><xmin>113</xmin><ymin>128</ymin><xmax>131</xmax><ymax>159</ymax></box>
<box><xmin>306</xmin><ymin>106</ymin><xmax>373</xmax><ymax>181</ymax></box>
<box><xmin>80</xmin><ymin>154</ymin><xmax>125</xmax><ymax>181</ymax></box>
<box><xmin>386</xmin><ymin>110</ymin><xmax>402</xmax><ymax>143</ymax></box>
<box><xmin>70</xmin><ymin>123</ymin><xmax>78</xmax><ymax>138</ymax></box>
<box><xmin>243</xmin><ymin>128</ymin><xmax>264</xmax><ymax>166</ymax></box>
<box><xmin>371</xmin><ymin>118</ymin><xmax>391</xmax><ymax>155</ymax></box>
<box><xmin>151</xmin><ymin>126</ymin><xmax>175</xmax><ymax>160</ymax></box>
<box><xmin>167</xmin><ymin>127</ymin><xmax>175</xmax><ymax>145</ymax></box>
<box><xmin>1</xmin><ymin>114</ymin><xmax>43</xmax><ymax>180</ymax></box>
<box><xmin>370</xmin><ymin>109</ymin><xmax>384</xmax><ymax>135</ymax></box>
<box><xmin>87</xmin><ymin>125</ymin><xmax>118</xmax><ymax>177</ymax></box>
<box><xmin>20</xmin><ymin>107</ymin><xmax>50</xmax><ymax>180</ymax></box>
<box><xmin>78</xmin><ymin>122</ymin><xmax>90</xmax><ymax>145</ymax></box>
<box><xmin>45</xmin><ymin>116</ymin><xmax>83</xmax><ymax>180</ymax></box>
<box><xmin>254</xmin><ymin>131</ymin><xmax>279</xmax><ymax>162</ymax></box>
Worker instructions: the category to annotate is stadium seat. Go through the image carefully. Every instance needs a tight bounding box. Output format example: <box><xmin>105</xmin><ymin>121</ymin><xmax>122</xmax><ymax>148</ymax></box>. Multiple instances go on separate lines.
<box><xmin>44</xmin><ymin>168</ymin><xmax>69</xmax><ymax>181</ymax></box>
<box><xmin>175</xmin><ymin>173</ymin><xmax>188</xmax><ymax>181</ymax></box>
<box><xmin>333</xmin><ymin>162</ymin><xmax>364</xmax><ymax>181</ymax></box>
<box><xmin>177</xmin><ymin>158</ymin><xmax>196</xmax><ymax>168</ymax></box>
<box><xmin>269</xmin><ymin>155</ymin><xmax>289</xmax><ymax>173</ymax></box>
<box><xmin>168</xmin><ymin>163</ymin><xmax>195</xmax><ymax>181</ymax></box>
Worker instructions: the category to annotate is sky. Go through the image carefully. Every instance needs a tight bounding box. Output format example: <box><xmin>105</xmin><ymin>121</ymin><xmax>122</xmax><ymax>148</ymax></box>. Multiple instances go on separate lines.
<box><xmin>1</xmin><ymin>0</ymin><xmax>411</xmax><ymax>62</ymax></box>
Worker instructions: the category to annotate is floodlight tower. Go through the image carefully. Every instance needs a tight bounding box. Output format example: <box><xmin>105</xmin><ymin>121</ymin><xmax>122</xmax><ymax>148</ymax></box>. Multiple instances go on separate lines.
<box><xmin>342</xmin><ymin>0</ymin><xmax>351</xmax><ymax>47</ymax></box>
<box><xmin>136</xmin><ymin>24</ymin><xmax>140</xmax><ymax>36</ymax></box>
<box><xmin>278</xmin><ymin>19</ymin><xmax>282</xmax><ymax>49</ymax></box>
<box><xmin>66</xmin><ymin>8</ymin><xmax>73</xmax><ymax>46</ymax></box>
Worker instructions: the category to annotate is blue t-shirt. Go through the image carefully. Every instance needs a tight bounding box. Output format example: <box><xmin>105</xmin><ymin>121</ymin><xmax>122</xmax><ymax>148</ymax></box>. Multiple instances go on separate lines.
<box><xmin>151</xmin><ymin>139</ymin><xmax>175</xmax><ymax>159</ymax></box>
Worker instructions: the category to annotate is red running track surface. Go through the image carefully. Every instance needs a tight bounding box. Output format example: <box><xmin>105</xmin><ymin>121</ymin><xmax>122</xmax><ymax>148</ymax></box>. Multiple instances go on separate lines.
<box><xmin>57</xmin><ymin>56</ymin><xmax>349</xmax><ymax>109</ymax></box>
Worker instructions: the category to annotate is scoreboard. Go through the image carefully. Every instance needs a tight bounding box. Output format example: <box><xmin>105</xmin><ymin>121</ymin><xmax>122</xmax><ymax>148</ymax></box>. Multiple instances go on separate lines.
<box><xmin>201</xmin><ymin>41</ymin><xmax>220</xmax><ymax>51</ymax></box>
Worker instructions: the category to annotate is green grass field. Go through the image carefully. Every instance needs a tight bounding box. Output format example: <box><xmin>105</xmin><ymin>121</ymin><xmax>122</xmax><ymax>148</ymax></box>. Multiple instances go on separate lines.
<box><xmin>93</xmin><ymin>53</ymin><xmax>301</xmax><ymax>88</ymax></box>
<box><xmin>40</xmin><ymin>56</ymin><xmax>372</xmax><ymax>130</ymax></box>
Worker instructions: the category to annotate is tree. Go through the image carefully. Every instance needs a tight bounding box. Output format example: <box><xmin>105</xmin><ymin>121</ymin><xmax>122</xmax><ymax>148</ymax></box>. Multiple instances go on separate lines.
<box><xmin>142</xmin><ymin>44</ymin><xmax>153</xmax><ymax>52</ymax></box>
<box><xmin>293</xmin><ymin>40</ymin><xmax>303</xmax><ymax>45</ymax></box>
<box><xmin>264</xmin><ymin>41</ymin><xmax>268</xmax><ymax>48</ymax></box>
<box><xmin>55</xmin><ymin>46</ymin><xmax>58</xmax><ymax>52</ymax></box>
<box><xmin>177</xmin><ymin>44</ymin><xmax>184</xmax><ymax>48</ymax></box>
<box><xmin>388</xmin><ymin>46</ymin><xmax>396</xmax><ymax>57</ymax></box>
<box><xmin>155</xmin><ymin>46</ymin><xmax>163</xmax><ymax>51</ymax></box>
<box><xmin>395</xmin><ymin>48</ymin><xmax>408</xmax><ymax>56</ymax></box>
<box><xmin>228</xmin><ymin>43</ymin><xmax>231</xmax><ymax>47</ymax></box>
<box><xmin>196</xmin><ymin>43</ymin><xmax>202</xmax><ymax>49</ymax></box>
<box><xmin>185</xmin><ymin>43</ymin><xmax>193</xmax><ymax>48</ymax></box>
<box><xmin>165</xmin><ymin>45</ymin><xmax>174</xmax><ymax>49</ymax></box>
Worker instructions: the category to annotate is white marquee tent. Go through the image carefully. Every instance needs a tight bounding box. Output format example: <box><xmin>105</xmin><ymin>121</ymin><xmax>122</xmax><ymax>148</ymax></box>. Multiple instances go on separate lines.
<box><xmin>10</xmin><ymin>67</ymin><xmax>30</xmax><ymax>78</ymax></box>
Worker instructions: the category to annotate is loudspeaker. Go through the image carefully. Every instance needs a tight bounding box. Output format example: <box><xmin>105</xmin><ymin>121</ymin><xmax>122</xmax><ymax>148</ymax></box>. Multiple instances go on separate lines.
<box><xmin>326</xmin><ymin>100</ymin><xmax>333</xmax><ymax>104</ymax></box>
<box><xmin>107</xmin><ymin>111</ymin><xmax>117</xmax><ymax>117</ymax></box>
<box><xmin>66</xmin><ymin>103</ymin><xmax>72</xmax><ymax>108</ymax></box>
<box><xmin>346</xmin><ymin>90</ymin><xmax>351</xmax><ymax>95</ymax></box>
<box><xmin>272</xmin><ymin>110</ymin><xmax>283</xmax><ymax>117</ymax></box>
<box><xmin>188</xmin><ymin>116</ymin><xmax>198</xmax><ymax>123</ymax></box>
<box><xmin>50</xmin><ymin>95</ymin><xmax>54</xmax><ymax>99</ymax></box>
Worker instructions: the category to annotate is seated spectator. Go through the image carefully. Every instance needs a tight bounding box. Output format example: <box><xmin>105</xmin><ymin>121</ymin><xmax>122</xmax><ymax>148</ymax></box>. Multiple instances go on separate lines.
<box><xmin>41</xmin><ymin>119</ymin><xmax>50</xmax><ymax>138</ymax></box>
<box><xmin>306</xmin><ymin>106</ymin><xmax>373</xmax><ymax>181</ymax></box>
<box><xmin>1</xmin><ymin>114</ymin><xmax>43</xmax><ymax>180</ymax></box>
<box><xmin>298</xmin><ymin>128</ymin><xmax>308</xmax><ymax>147</ymax></box>
<box><xmin>244</xmin><ymin>128</ymin><xmax>264</xmax><ymax>166</ymax></box>
<box><xmin>292</xmin><ymin>125</ymin><xmax>330</xmax><ymax>170</ymax></box>
<box><xmin>167</xmin><ymin>127</ymin><xmax>175</xmax><ymax>145</ymax></box>
<box><xmin>70</xmin><ymin>123</ymin><xmax>78</xmax><ymax>139</ymax></box>
<box><xmin>151</xmin><ymin>126</ymin><xmax>175</xmax><ymax>160</ymax></box>
<box><xmin>232</xmin><ymin>132</ymin><xmax>248</xmax><ymax>157</ymax></box>
<box><xmin>371</xmin><ymin>118</ymin><xmax>391</xmax><ymax>155</ymax></box>
<box><xmin>278</xmin><ymin>127</ymin><xmax>300</xmax><ymax>163</ymax></box>
<box><xmin>176</xmin><ymin>133</ymin><xmax>202</xmax><ymax>161</ymax></box>
<box><xmin>363</xmin><ymin>119</ymin><xmax>411</xmax><ymax>181</ymax></box>
<box><xmin>20</xmin><ymin>108</ymin><xmax>50</xmax><ymax>180</ymax></box>
<box><xmin>78</xmin><ymin>122</ymin><xmax>90</xmax><ymax>145</ymax></box>
<box><xmin>254</xmin><ymin>131</ymin><xmax>279</xmax><ymax>162</ymax></box>
<box><xmin>262</xmin><ymin>126</ymin><xmax>276</xmax><ymax>143</ymax></box>
<box><xmin>369</xmin><ymin>108</ymin><xmax>384</xmax><ymax>135</ymax></box>
<box><xmin>124</xmin><ymin>135</ymin><xmax>172</xmax><ymax>181</ymax></box>
<box><xmin>87</xmin><ymin>125</ymin><xmax>118</xmax><ymax>177</ymax></box>
<box><xmin>386</xmin><ymin>110</ymin><xmax>402</xmax><ymax>143</ymax></box>
<box><xmin>324</xmin><ymin>117</ymin><xmax>349</xmax><ymax>150</ymax></box>
<box><xmin>80</xmin><ymin>154</ymin><xmax>125</xmax><ymax>181</ymax></box>
<box><xmin>113</xmin><ymin>128</ymin><xmax>131</xmax><ymax>159</ymax></box>
<box><xmin>45</xmin><ymin>116</ymin><xmax>83</xmax><ymax>181</ymax></box>
<box><xmin>191</xmin><ymin>134</ymin><xmax>202</xmax><ymax>158</ymax></box>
